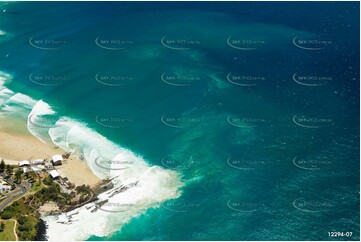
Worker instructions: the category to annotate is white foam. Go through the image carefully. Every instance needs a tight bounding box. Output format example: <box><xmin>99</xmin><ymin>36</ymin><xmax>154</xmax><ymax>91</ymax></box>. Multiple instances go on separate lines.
<box><xmin>44</xmin><ymin>119</ymin><xmax>183</xmax><ymax>240</ymax></box>
<box><xmin>0</xmin><ymin>71</ymin><xmax>11</xmax><ymax>86</ymax></box>
<box><xmin>0</xmin><ymin>88</ymin><xmax>14</xmax><ymax>106</ymax></box>
<box><xmin>49</xmin><ymin>120</ymin><xmax>120</xmax><ymax>179</ymax></box>
<box><xmin>0</xmin><ymin>71</ymin><xmax>37</xmax><ymax>117</ymax></box>
<box><xmin>29</xmin><ymin>100</ymin><xmax>55</xmax><ymax>116</ymax></box>
<box><xmin>0</xmin><ymin>92</ymin><xmax>37</xmax><ymax>117</ymax></box>
<box><xmin>44</xmin><ymin>165</ymin><xmax>182</xmax><ymax>241</ymax></box>
<box><xmin>27</xmin><ymin>100</ymin><xmax>56</xmax><ymax>143</ymax></box>
<box><xmin>0</xmin><ymin>30</ymin><xmax>8</xmax><ymax>44</ymax></box>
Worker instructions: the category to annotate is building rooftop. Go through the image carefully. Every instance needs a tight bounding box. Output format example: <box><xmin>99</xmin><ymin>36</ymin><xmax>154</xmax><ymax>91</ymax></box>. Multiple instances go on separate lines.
<box><xmin>49</xmin><ymin>170</ymin><xmax>60</xmax><ymax>179</ymax></box>
<box><xmin>52</xmin><ymin>155</ymin><xmax>63</xmax><ymax>162</ymax></box>
<box><xmin>19</xmin><ymin>160</ymin><xmax>30</xmax><ymax>167</ymax></box>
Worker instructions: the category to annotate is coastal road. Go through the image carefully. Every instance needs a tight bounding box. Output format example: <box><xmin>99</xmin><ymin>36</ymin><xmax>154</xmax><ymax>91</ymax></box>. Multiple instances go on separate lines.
<box><xmin>0</xmin><ymin>188</ymin><xmax>25</xmax><ymax>211</ymax></box>
<box><xmin>0</xmin><ymin>177</ymin><xmax>27</xmax><ymax>211</ymax></box>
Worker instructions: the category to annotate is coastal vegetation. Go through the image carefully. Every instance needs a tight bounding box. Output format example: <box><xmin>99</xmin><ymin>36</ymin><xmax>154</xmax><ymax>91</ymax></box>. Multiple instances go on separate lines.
<box><xmin>0</xmin><ymin>159</ymin><xmax>5</xmax><ymax>172</ymax></box>
<box><xmin>0</xmin><ymin>199</ymin><xmax>37</xmax><ymax>240</ymax></box>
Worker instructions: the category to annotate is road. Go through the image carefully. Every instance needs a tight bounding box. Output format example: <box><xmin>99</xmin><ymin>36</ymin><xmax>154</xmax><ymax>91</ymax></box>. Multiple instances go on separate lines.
<box><xmin>0</xmin><ymin>175</ymin><xmax>28</xmax><ymax>211</ymax></box>
<box><xmin>0</xmin><ymin>189</ymin><xmax>25</xmax><ymax>211</ymax></box>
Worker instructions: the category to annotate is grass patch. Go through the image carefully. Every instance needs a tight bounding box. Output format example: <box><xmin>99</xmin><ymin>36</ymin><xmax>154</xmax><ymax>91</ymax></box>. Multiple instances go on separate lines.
<box><xmin>0</xmin><ymin>219</ymin><xmax>16</xmax><ymax>241</ymax></box>
<box><xmin>28</xmin><ymin>181</ymin><xmax>45</xmax><ymax>193</ymax></box>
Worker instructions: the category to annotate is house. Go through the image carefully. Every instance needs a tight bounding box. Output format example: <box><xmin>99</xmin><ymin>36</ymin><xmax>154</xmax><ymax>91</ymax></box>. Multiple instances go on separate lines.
<box><xmin>31</xmin><ymin>166</ymin><xmax>43</xmax><ymax>172</ymax></box>
<box><xmin>33</xmin><ymin>159</ymin><xmax>45</xmax><ymax>165</ymax></box>
<box><xmin>49</xmin><ymin>170</ymin><xmax>60</xmax><ymax>179</ymax></box>
<box><xmin>44</xmin><ymin>162</ymin><xmax>52</xmax><ymax>169</ymax></box>
<box><xmin>51</xmin><ymin>155</ymin><xmax>63</xmax><ymax>166</ymax></box>
<box><xmin>0</xmin><ymin>184</ymin><xmax>11</xmax><ymax>193</ymax></box>
<box><xmin>0</xmin><ymin>180</ymin><xmax>11</xmax><ymax>193</ymax></box>
<box><xmin>18</xmin><ymin>160</ymin><xmax>30</xmax><ymax>167</ymax></box>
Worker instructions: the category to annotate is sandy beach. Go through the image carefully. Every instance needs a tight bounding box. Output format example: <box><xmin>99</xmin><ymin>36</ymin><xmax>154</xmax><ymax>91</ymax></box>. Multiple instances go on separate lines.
<box><xmin>0</xmin><ymin>119</ymin><xmax>101</xmax><ymax>187</ymax></box>
<box><xmin>38</xmin><ymin>202</ymin><xmax>60</xmax><ymax>215</ymax></box>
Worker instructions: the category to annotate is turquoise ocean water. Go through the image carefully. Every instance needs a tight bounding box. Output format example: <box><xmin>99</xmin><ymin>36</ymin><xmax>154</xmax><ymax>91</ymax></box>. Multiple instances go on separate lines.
<box><xmin>0</xmin><ymin>2</ymin><xmax>359</xmax><ymax>241</ymax></box>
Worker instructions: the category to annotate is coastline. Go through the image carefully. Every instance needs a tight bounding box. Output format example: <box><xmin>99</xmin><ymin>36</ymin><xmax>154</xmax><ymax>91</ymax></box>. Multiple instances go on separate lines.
<box><xmin>0</xmin><ymin>117</ymin><xmax>101</xmax><ymax>187</ymax></box>
<box><xmin>0</xmin><ymin>116</ymin><xmax>105</xmax><ymax>240</ymax></box>
<box><xmin>0</xmin><ymin>71</ymin><xmax>183</xmax><ymax>240</ymax></box>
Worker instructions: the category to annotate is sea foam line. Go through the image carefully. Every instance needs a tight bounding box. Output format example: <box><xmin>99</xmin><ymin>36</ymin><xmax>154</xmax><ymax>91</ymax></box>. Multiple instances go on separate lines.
<box><xmin>41</xmin><ymin>114</ymin><xmax>183</xmax><ymax>240</ymax></box>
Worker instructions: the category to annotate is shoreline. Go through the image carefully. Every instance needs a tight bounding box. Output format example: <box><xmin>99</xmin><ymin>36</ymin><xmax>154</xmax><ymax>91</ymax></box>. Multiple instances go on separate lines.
<box><xmin>0</xmin><ymin>118</ymin><xmax>102</xmax><ymax>188</ymax></box>
<box><xmin>0</xmin><ymin>117</ymin><xmax>110</xmax><ymax>240</ymax></box>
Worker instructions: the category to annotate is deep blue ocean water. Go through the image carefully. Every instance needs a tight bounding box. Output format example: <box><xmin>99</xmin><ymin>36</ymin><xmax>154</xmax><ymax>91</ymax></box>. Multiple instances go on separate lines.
<box><xmin>0</xmin><ymin>1</ymin><xmax>359</xmax><ymax>241</ymax></box>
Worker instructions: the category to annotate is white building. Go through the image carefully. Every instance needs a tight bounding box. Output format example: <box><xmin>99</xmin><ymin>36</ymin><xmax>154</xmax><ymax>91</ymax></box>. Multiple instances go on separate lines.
<box><xmin>31</xmin><ymin>166</ymin><xmax>44</xmax><ymax>172</ymax></box>
<box><xmin>18</xmin><ymin>160</ymin><xmax>30</xmax><ymax>167</ymax></box>
<box><xmin>51</xmin><ymin>155</ymin><xmax>63</xmax><ymax>166</ymax></box>
<box><xmin>49</xmin><ymin>170</ymin><xmax>60</xmax><ymax>179</ymax></box>
<box><xmin>0</xmin><ymin>182</ymin><xmax>11</xmax><ymax>193</ymax></box>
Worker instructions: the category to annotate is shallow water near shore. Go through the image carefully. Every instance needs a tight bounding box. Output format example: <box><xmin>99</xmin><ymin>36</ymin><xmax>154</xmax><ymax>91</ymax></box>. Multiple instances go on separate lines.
<box><xmin>0</xmin><ymin>1</ymin><xmax>359</xmax><ymax>241</ymax></box>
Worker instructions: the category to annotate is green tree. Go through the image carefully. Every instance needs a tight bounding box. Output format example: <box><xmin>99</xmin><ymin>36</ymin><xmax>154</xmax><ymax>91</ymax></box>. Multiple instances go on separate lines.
<box><xmin>5</xmin><ymin>164</ymin><xmax>13</xmax><ymax>176</ymax></box>
<box><xmin>0</xmin><ymin>222</ymin><xmax>5</xmax><ymax>232</ymax></box>
<box><xmin>17</xmin><ymin>215</ymin><xmax>27</xmax><ymax>225</ymax></box>
<box><xmin>18</xmin><ymin>221</ymin><xmax>32</xmax><ymax>231</ymax></box>
<box><xmin>43</xmin><ymin>175</ymin><xmax>53</xmax><ymax>186</ymax></box>
<box><xmin>0</xmin><ymin>210</ymin><xmax>14</xmax><ymax>219</ymax></box>
<box><xmin>15</xmin><ymin>169</ymin><xmax>24</xmax><ymax>184</ymax></box>
<box><xmin>0</xmin><ymin>159</ymin><xmax>5</xmax><ymax>172</ymax></box>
